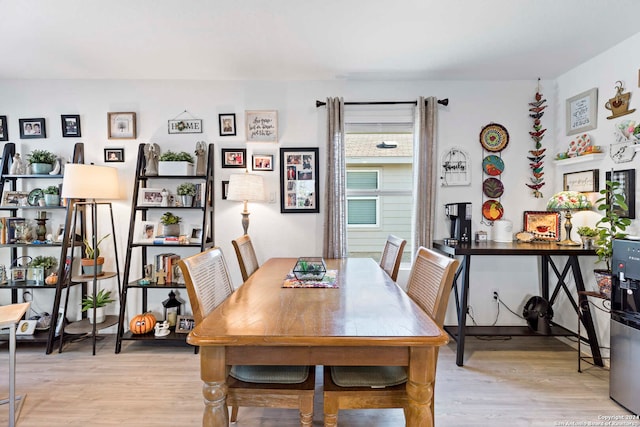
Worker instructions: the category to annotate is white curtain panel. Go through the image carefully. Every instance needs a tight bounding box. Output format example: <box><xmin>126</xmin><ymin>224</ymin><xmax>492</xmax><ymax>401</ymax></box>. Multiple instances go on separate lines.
<box><xmin>323</xmin><ymin>97</ymin><xmax>347</xmax><ymax>259</ymax></box>
<box><xmin>412</xmin><ymin>96</ymin><xmax>438</xmax><ymax>254</ymax></box>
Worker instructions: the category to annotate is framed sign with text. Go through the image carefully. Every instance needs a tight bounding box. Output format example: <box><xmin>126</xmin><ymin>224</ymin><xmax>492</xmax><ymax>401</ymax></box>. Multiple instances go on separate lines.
<box><xmin>566</xmin><ymin>88</ymin><xmax>597</xmax><ymax>136</ymax></box>
<box><xmin>563</xmin><ymin>169</ymin><xmax>599</xmax><ymax>192</ymax></box>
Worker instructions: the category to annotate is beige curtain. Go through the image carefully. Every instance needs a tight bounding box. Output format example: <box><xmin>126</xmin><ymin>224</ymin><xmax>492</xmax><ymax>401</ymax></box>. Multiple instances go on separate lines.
<box><xmin>412</xmin><ymin>96</ymin><xmax>438</xmax><ymax>254</ymax></box>
<box><xmin>323</xmin><ymin>97</ymin><xmax>347</xmax><ymax>259</ymax></box>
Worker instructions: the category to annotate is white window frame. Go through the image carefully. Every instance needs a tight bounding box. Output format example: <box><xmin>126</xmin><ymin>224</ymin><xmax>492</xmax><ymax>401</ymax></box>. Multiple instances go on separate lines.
<box><xmin>346</xmin><ymin>169</ymin><xmax>380</xmax><ymax>228</ymax></box>
<box><xmin>347</xmin><ymin>196</ymin><xmax>380</xmax><ymax>228</ymax></box>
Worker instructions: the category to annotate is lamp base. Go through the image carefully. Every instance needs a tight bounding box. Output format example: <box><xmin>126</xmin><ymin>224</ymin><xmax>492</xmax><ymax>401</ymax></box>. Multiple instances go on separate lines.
<box><xmin>557</xmin><ymin>238</ymin><xmax>581</xmax><ymax>246</ymax></box>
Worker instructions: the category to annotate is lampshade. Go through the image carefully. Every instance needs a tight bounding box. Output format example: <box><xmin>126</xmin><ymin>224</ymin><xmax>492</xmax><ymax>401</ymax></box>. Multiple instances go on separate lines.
<box><xmin>227</xmin><ymin>172</ymin><xmax>266</xmax><ymax>202</ymax></box>
<box><xmin>546</xmin><ymin>191</ymin><xmax>592</xmax><ymax>211</ymax></box>
<box><xmin>61</xmin><ymin>164</ymin><xmax>120</xmax><ymax>199</ymax></box>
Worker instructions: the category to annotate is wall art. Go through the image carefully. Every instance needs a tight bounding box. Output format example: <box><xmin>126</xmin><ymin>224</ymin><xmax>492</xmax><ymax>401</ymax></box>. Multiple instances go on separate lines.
<box><xmin>246</xmin><ymin>110</ymin><xmax>277</xmax><ymax>142</ymax></box>
<box><xmin>108</xmin><ymin>112</ymin><xmax>136</xmax><ymax>139</ymax></box>
<box><xmin>19</xmin><ymin>118</ymin><xmax>46</xmax><ymax>139</ymax></box>
<box><xmin>61</xmin><ymin>114</ymin><xmax>81</xmax><ymax>137</ymax></box>
<box><xmin>280</xmin><ymin>147</ymin><xmax>319</xmax><ymax>213</ymax></box>
<box><xmin>566</xmin><ymin>88</ymin><xmax>597</xmax><ymax>135</ymax></box>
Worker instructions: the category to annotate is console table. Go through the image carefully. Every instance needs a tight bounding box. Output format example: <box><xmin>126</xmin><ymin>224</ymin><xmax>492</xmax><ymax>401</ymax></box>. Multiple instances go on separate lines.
<box><xmin>433</xmin><ymin>240</ymin><xmax>601</xmax><ymax>367</ymax></box>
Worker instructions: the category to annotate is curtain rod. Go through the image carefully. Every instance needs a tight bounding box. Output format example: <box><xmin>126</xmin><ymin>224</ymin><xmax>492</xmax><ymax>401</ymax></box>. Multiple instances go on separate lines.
<box><xmin>315</xmin><ymin>99</ymin><xmax>449</xmax><ymax>108</ymax></box>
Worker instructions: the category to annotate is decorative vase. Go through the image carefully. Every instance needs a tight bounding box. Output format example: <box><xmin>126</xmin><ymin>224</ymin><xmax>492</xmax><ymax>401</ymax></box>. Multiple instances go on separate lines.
<box><xmin>162</xmin><ymin>223</ymin><xmax>181</xmax><ymax>237</ymax></box>
<box><xmin>81</xmin><ymin>257</ymin><xmax>104</xmax><ymax>276</ymax></box>
<box><xmin>87</xmin><ymin>307</ymin><xmax>105</xmax><ymax>324</ymax></box>
<box><xmin>181</xmin><ymin>195</ymin><xmax>193</xmax><ymax>207</ymax></box>
<box><xmin>44</xmin><ymin>194</ymin><xmax>60</xmax><ymax>206</ymax></box>
<box><xmin>594</xmin><ymin>269</ymin><xmax>612</xmax><ymax>298</ymax></box>
<box><xmin>31</xmin><ymin>163</ymin><xmax>53</xmax><ymax>174</ymax></box>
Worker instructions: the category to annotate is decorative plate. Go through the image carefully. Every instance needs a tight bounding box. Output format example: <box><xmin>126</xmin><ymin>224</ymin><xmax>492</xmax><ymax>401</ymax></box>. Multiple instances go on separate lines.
<box><xmin>482</xmin><ymin>155</ymin><xmax>504</xmax><ymax>176</ymax></box>
<box><xmin>28</xmin><ymin>188</ymin><xmax>44</xmax><ymax>206</ymax></box>
<box><xmin>482</xmin><ymin>178</ymin><xmax>504</xmax><ymax>198</ymax></box>
<box><xmin>479</xmin><ymin>123</ymin><xmax>510</xmax><ymax>152</ymax></box>
<box><xmin>515</xmin><ymin>231</ymin><xmax>535</xmax><ymax>243</ymax></box>
<box><xmin>482</xmin><ymin>199</ymin><xmax>504</xmax><ymax>221</ymax></box>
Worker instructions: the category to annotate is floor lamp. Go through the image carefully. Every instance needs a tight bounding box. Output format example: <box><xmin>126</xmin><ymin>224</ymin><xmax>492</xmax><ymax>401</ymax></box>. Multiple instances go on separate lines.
<box><xmin>226</xmin><ymin>171</ymin><xmax>265</xmax><ymax>235</ymax></box>
<box><xmin>61</xmin><ymin>164</ymin><xmax>121</xmax><ymax>355</ymax></box>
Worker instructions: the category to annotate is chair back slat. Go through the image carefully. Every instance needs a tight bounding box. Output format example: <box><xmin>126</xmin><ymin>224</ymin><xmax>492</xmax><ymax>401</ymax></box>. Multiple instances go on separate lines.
<box><xmin>178</xmin><ymin>247</ymin><xmax>234</xmax><ymax>324</ymax></box>
<box><xmin>379</xmin><ymin>234</ymin><xmax>407</xmax><ymax>281</ymax></box>
<box><xmin>232</xmin><ymin>234</ymin><xmax>260</xmax><ymax>281</ymax></box>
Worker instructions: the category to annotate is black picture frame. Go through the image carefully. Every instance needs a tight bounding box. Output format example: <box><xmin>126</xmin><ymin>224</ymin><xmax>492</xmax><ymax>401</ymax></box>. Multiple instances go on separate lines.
<box><xmin>562</xmin><ymin>169</ymin><xmax>599</xmax><ymax>192</ymax></box>
<box><xmin>104</xmin><ymin>148</ymin><xmax>125</xmax><ymax>163</ymax></box>
<box><xmin>221</xmin><ymin>180</ymin><xmax>229</xmax><ymax>200</ymax></box>
<box><xmin>61</xmin><ymin>114</ymin><xmax>81</xmax><ymax>137</ymax></box>
<box><xmin>252</xmin><ymin>154</ymin><xmax>274</xmax><ymax>171</ymax></box>
<box><xmin>221</xmin><ymin>148</ymin><xmax>246</xmax><ymax>168</ymax></box>
<box><xmin>19</xmin><ymin>118</ymin><xmax>46</xmax><ymax>139</ymax></box>
<box><xmin>280</xmin><ymin>147</ymin><xmax>319</xmax><ymax>213</ymax></box>
<box><xmin>0</xmin><ymin>115</ymin><xmax>8</xmax><ymax>141</ymax></box>
<box><xmin>606</xmin><ymin>169</ymin><xmax>636</xmax><ymax>219</ymax></box>
<box><xmin>219</xmin><ymin>113</ymin><xmax>236</xmax><ymax>136</ymax></box>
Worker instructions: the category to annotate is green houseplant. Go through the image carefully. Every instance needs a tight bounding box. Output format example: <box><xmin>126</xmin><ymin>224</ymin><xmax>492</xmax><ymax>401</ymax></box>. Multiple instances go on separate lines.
<box><xmin>159</xmin><ymin>151</ymin><xmax>194</xmax><ymax>163</ymax></box>
<box><xmin>158</xmin><ymin>151</ymin><xmax>195</xmax><ymax>176</ymax></box>
<box><xmin>576</xmin><ymin>226</ymin><xmax>597</xmax><ymax>249</ymax></box>
<box><xmin>81</xmin><ymin>289</ymin><xmax>115</xmax><ymax>324</ymax></box>
<box><xmin>43</xmin><ymin>185</ymin><xmax>60</xmax><ymax>206</ymax></box>
<box><xmin>160</xmin><ymin>212</ymin><xmax>182</xmax><ymax>237</ymax></box>
<box><xmin>81</xmin><ymin>234</ymin><xmax>110</xmax><ymax>276</ymax></box>
<box><xmin>594</xmin><ymin>180</ymin><xmax>631</xmax><ymax>296</ymax></box>
<box><xmin>176</xmin><ymin>182</ymin><xmax>196</xmax><ymax>207</ymax></box>
<box><xmin>27</xmin><ymin>149</ymin><xmax>57</xmax><ymax>174</ymax></box>
<box><xmin>29</xmin><ymin>255</ymin><xmax>58</xmax><ymax>275</ymax></box>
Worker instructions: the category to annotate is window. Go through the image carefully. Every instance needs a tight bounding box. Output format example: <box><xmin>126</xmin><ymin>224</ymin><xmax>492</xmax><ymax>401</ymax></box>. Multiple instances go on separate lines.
<box><xmin>347</xmin><ymin>170</ymin><xmax>379</xmax><ymax>227</ymax></box>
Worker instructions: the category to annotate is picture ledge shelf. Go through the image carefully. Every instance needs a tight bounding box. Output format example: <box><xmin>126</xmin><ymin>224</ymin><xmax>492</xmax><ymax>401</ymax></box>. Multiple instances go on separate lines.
<box><xmin>553</xmin><ymin>153</ymin><xmax>605</xmax><ymax>166</ymax></box>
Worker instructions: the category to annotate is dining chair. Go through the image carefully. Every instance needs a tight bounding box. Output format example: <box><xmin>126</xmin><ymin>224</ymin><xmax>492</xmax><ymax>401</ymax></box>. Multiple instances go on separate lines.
<box><xmin>178</xmin><ymin>247</ymin><xmax>316</xmax><ymax>425</ymax></box>
<box><xmin>231</xmin><ymin>234</ymin><xmax>260</xmax><ymax>281</ymax></box>
<box><xmin>323</xmin><ymin>246</ymin><xmax>459</xmax><ymax>426</ymax></box>
<box><xmin>379</xmin><ymin>234</ymin><xmax>407</xmax><ymax>281</ymax></box>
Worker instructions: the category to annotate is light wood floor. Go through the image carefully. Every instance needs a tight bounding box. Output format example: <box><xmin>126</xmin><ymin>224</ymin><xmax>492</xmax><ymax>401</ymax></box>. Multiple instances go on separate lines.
<box><xmin>0</xmin><ymin>335</ymin><xmax>633</xmax><ymax>426</ymax></box>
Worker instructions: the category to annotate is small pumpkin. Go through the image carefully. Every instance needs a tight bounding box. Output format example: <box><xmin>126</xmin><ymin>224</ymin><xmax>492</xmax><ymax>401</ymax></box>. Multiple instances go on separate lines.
<box><xmin>45</xmin><ymin>272</ymin><xmax>58</xmax><ymax>285</ymax></box>
<box><xmin>129</xmin><ymin>312</ymin><xmax>157</xmax><ymax>334</ymax></box>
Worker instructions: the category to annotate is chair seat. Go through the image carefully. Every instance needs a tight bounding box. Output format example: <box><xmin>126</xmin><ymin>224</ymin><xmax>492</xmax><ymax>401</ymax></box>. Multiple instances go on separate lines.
<box><xmin>330</xmin><ymin>366</ymin><xmax>407</xmax><ymax>388</ymax></box>
<box><xmin>230</xmin><ymin>365</ymin><xmax>310</xmax><ymax>384</ymax></box>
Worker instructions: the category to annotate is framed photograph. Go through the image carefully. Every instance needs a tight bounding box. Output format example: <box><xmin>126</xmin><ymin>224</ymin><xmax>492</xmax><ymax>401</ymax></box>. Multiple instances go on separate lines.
<box><xmin>0</xmin><ymin>115</ymin><xmax>8</xmax><ymax>141</ymax></box>
<box><xmin>221</xmin><ymin>180</ymin><xmax>229</xmax><ymax>200</ymax></box>
<box><xmin>246</xmin><ymin>110</ymin><xmax>277</xmax><ymax>142</ymax></box>
<box><xmin>606</xmin><ymin>169</ymin><xmax>636</xmax><ymax>219</ymax></box>
<box><xmin>523</xmin><ymin>211</ymin><xmax>560</xmax><ymax>242</ymax></box>
<box><xmin>189</xmin><ymin>224</ymin><xmax>203</xmax><ymax>243</ymax></box>
<box><xmin>176</xmin><ymin>315</ymin><xmax>195</xmax><ymax>333</ymax></box>
<box><xmin>108</xmin><ymin>112</ymin><xmax>136</xmax><ymax>139</ymax></box>
<box><xmin>61</xmin><ymin>114</ymin><xmax>81</xmax><ymax>137</ymax></box>
<box><xmin>280</xmin><ymin>147</ymin><xmax>319</xmax><ymax>213</ymax></box>
<box><xmin>252</xmin><ymin>154</ymin><xmax>273</xmax><ymax>171</ymax></box>
<box><xmin>134</xmin><ymin>220</ymin><xmax>157</xmax><ymax>243</ymax></box>
<box><xmin>219</xmin><ymin>113</ymin><xmax>236</xmax><ymax>136</ymax></box>
<box><xmin>104</xmin><ymin>148</ymin><xmax>125</xmax><ymax>163</ymax></box>
<box><xmin>19</xmin><ymin>118</ymin><xmax>46</xmax><ymax>139</ymax></box>
<box><xmin>2</xmin><ymin>191</ymin><xmax>29</xmax><ymax>206</ymax></box>
<box><xmin>221</xmin><ymin>148</ymin><xmax>246</xmax><ymax>168</ymax></box>
<box><xmin>566</xmin><ymin>88</ymin><xmax>597</xmax><ymax>136</ymax></box>
<box><xmin>563</xmin><ymin>169</ymin><xmax>599</xmax><ymax>192</ymax></box>
<box><xmin>138</xmin><ymin>188</ymin><xmax>164</xmax><ymax>206</ymax></box>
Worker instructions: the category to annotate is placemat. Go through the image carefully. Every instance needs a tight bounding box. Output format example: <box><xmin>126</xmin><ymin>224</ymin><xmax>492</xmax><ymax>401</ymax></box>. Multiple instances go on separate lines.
<box><xmin>282</xmin><ymin>269</ymin><xmax>338</xmax><ymax>288</ymax></box>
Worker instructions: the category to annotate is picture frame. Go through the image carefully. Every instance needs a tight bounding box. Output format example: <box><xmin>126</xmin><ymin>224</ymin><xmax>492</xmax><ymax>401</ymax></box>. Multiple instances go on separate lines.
<box><xmin>280</xmin><ymin>147</ymin><xmax>319</xmax><ymax>213</ymax></box>
<box><xmin>2</xmin><ymin>191</ymin><xmax>29</xmax><ymax>206</ymax></box>
<box><xmin>104</xmin><ymin>148</ymin><xmax>125</xmax><ymax>163</ymax></box>
<box><xmin>61</xmin><ymin>114</ymin><xmax>81</xmax><ymax>137</ymax></box>
<box><xmin>0</xmin><ymin>115</ymin><xmax>8</xmax><ymax>141</ymax></box>
<box><xmin>221</xmin><ymin>180</ymin><xmax>229</xmax><ymax>200</ymax></box>
<box><xmin>566</xmin><ymin>88</ymin><xmax>597</xmax><ymax>136</ymax></box>
<box><xmin>19</xmin><ymin>118</ymin><xmax>46</xmax><ymax>139</ymax></box>
<box><xmin>221</xmin><ymin>148</ymin><xmax>246</xmax><ymax>168</ymax></box>
<box><xmin>108</xmin><ymin>112</ymin><xmax>136</xmax><ymax>139</ymax></box>
<box><xmin>218</xmin><ymin>113</ymin><xmax>236</xmax><ymax>136</ymax></box>
<box><xmin>134</xmin><ymin>220</ymin><xmax>158</xmax><ymax>243</ymax></box>
<box><xmin>138</xmin><ymin>188</ymin><xmax>164</xmax><ymax>206</ymax></box>
<box><xmin>189</xmin><ymin>224</ymin><xmax>203</xmax><ymax>243</ymax></box>
<box><xmin>245</xmin><ymin>110</ymin><xmax>277</xmax><ymax>142</ymax></box>
<box><xmin>523</xmin><ymin>211</ymin><xmax>560</xmax><ymax>242</ymax></box>
<box><xmin>175</xmin><ymin>315</ymin><xmax>195</xmax><ymax>333</ymax></box>
<box><xmin>563</xmin><ymin>169</ymin><xmax>599</xmax><ymax>192</ymax></box>
<box><xmin>606</xmin><ymin>169</ymin><xmax>636</xmax><ymax>219</ymax></box>
<box><xmin>252</xmin><ymin>154</ymin><xmax>273</xmax><ymax>171</ymax></box>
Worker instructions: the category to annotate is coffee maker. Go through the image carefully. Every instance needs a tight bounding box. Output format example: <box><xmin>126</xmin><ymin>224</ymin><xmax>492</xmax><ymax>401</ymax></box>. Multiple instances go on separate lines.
<box><xmin>445</xmin><ymin>202</ymin><xmax>472</xmax><ymax>243</ymax></box>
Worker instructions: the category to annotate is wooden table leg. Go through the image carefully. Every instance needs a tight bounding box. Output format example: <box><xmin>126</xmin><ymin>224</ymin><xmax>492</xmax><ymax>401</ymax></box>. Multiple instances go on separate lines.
<box><xmin>405</xmin><ymin>347</ymin><xmax>436</xmax><ymax>427</ymax></box>
<box><xmin>200</xmin><ymin>346</ymin><xmax>229</xmax><ymax>427</ymax></box>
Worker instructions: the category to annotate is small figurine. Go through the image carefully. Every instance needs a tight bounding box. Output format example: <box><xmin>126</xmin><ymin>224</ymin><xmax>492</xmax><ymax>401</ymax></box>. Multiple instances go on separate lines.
<box><xmin>144</xmin><ymin>143</ymin><xmax>160</xmax><ymax>176</ymax></box>
<box><xmin>10</xmin><ymin>153</ymin><xmax>24</xmax><ymax>175</ymax></box>
<box><xmin>49</xmin><ymin>157</ymin><xmax>61</xmax><ymax>175</ymax></box>
<box><xmin>195</xmin><ymin>141</ymin><xmax>206</xmax><ymax>175</ymax></box>
<box><xmin>156</xmin><ymin>269</ymin><xmax>166</xmax><ymax>285</ymax></box>
<box><xmin>161</xmin><ymin>188</ymin><xmax>170</xmax><ymax>207</ymax></box>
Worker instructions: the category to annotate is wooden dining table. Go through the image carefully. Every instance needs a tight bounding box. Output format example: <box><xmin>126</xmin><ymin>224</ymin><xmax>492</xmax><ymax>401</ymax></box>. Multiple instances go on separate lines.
<box><xmin>187</xmin><ymin>257</ymin><xmax>449</xmax><ymax>427</ymax></box>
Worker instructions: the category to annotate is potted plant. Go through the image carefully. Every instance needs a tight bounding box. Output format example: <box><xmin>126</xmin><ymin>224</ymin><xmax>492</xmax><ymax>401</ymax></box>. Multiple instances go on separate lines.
<box><xmin>81</xmin><ymin>234</ymin><xmax>110</xmax><ymax>276</ymax></box>
<box><xmin>160</xmin><ymin>212</ymin><xmax>182</xmax><ymax>237</ymax></box>
<box><xmin>43</xmin><ymin>185</ymin><xmax>60</xmax><ymax>206</ymax></box>
<box><xmin>594</xmin><ymin>180</ymin><xmax>631</xmax><ymax>297</ymax></box>
<box><xmin>576</xmin><ymin>226</ymin><xmax>597</xmax><ymax>249</ymax></box>
<box><xmin>158</xmin><ymin>150</ymin><xmax>195</xmax><ymax>176</ymax></box>
<box><xmin>26</xmin><ymin>149</ymin><xmax>57</xmax><ymax>174</ymax></box>
<box><xmin>81</xmin><ymin>288</ymin><xmax>115</xmax><ymax>324</ymax></box>
<box><xmin>176</xmin><ymin>182</ymin><xmax>196</xmax><ymax>207</ymax></box>
<box><xmin>29</xmin><ymin>255</ymin><xmax>58</xmax><ymax>277</ymax></box>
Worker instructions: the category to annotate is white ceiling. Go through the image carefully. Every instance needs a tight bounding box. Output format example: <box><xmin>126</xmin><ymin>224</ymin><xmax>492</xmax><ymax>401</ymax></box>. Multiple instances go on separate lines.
<box><xmin>2</xmin><ymin>0</ymin><xmax>640</xmax><ymax>81</ymax></box>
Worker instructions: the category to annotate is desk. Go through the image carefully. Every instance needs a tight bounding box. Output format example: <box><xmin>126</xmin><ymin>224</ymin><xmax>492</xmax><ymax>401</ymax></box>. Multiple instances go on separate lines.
<box><xmin>188</xmin><ymin>258</ymin><xmax>448</xmax><ymax>427</ymax></box>
<box><xmin>0</xmin><ymin>302</ymin><xmax>30</xmax><ymax>427</ymax></box>
<box><xmin>433</xmin><ymin>241</ymin><xmax>601</xmax><ymax>367</ymax></box>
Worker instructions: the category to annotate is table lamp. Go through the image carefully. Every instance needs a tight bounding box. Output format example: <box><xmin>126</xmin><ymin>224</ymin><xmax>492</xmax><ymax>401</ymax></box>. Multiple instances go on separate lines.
<box><xmin>546</xmin><ymin>191</ymin><xmax>592</xmax><ymax>246</ymax></box>
<box><xmin>226</xmin><ymin>171</ymin><xmax>265</xmax><ymax>235</ymax></box>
